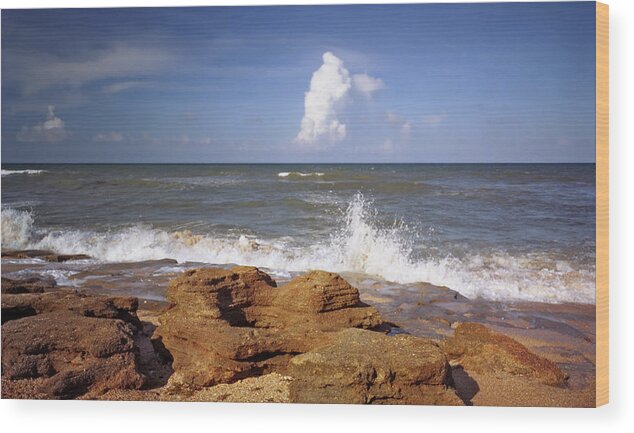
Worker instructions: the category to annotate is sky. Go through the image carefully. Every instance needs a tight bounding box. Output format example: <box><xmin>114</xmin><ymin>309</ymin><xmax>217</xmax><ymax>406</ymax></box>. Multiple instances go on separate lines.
<box><xmin>1</xmin><ymin>3</ymin><xmax>596</xmax><ymax>163</ymax></box>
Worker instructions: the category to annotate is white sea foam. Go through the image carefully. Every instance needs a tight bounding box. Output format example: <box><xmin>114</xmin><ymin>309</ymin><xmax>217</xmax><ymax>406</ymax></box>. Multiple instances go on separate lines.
<box><xmin>0</xmin><ymin>195</ymin><xmax>595</xmax><ymax>304</ymax></box>
<box><xmin>7</xmin><ymin>269</ymin><xmax>80</xmax><ymax>287</ymax></box>
<box><xmin>1</xmin><ymin>207</ymin><xmax>35</xmax><ymax>246</ymax></box>
<box><xmin>1</xmin><ymin>169</ymin><xmax>47</xmax><ymax>177</ymax></box>
<box><xmin>278</xmin><ymin>172</ymin><xmax>325</xmax><ymax>178</ymax></box>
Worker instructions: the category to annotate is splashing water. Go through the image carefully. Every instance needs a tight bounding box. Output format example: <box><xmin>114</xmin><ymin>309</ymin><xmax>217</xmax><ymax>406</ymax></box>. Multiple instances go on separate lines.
<box><xmin>0</xmin><ymin>192</ymin><xmax>595</xmax><ymax>304</ymax></box>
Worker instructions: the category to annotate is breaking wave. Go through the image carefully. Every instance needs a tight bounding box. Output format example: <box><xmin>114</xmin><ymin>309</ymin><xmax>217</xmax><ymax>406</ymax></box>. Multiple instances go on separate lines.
<box><xmin>1</xmin><ymin>169</ymin><xmax>47</xmax><ymax>177</ymax></box>
<box><xmin>278</xmin><ymin>172</ymin><xmax>325</xmax><ymax>178</ymax></box>
<box><xmin>0</xmin><ymin>194</ymin><xmax>595</xmax><ymax>304</ymax></box>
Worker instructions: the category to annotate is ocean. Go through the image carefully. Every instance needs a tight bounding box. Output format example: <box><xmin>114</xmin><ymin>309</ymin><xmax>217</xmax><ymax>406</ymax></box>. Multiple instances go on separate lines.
<box><xmin>1</xmin><ymin>163</ymin><xmax>596</xmax><ymax>304</ymax></box>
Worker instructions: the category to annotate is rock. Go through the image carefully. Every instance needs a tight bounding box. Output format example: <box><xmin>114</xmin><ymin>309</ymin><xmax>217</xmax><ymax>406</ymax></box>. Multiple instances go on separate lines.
<box><xmin>1</xmin><ymin>276</ymin><xmax>57</xmax><ymax>294</ymax></box>
<box><xmin>273</xmin><ymin>271</ymin><xmax>361</xmax><ymax>313</ymax></box>
<box><xmin>1</xmin><ymin>290</ymin><xmax>146</xmax><ymax>399</ymax></box>
<box><xmin>1</xmin><ymin>249</ymin><xmax>90</xmax><ymax>262</ymax></box>
<box><xmin>1</xmin><ymin>289</ymin><xmax>139</xmax><ymax>326</ymax></box>
<box><xmin>164</xmin><ymin>265</ymin><xmax>277</xmax><ymax>321</ymax></box>
<box><xmin>2</xmin><ymin>249</ymin><xmax>53</xmax><ymax>259</ymax></box>
<box><xmin>443</xmin><ymin>323</ymin><xmax>568</xmax><ymax>387</ymax></box>
<box><xmin>42</xmin><ymin>253</ymin><xmax>91</xmax><ymax>262</ymax></box>
<box><xmin>2</xmin><ymin>311</ymin><xmax>143</xmax><ymax>398</ymax></box>
<box><xmin>157</xmin><ymin>267</ymin><xmax>384</xmax><ymax>388</ymax></box>
<box><xmin>287</xmin><ymin>328</ymin><xmax>462</xmax><ymax>405</ymax></box>
<box><xmin>157</xmin><ymin>266</ymin><xmax>463</xmax><ymax>405</ymax></box>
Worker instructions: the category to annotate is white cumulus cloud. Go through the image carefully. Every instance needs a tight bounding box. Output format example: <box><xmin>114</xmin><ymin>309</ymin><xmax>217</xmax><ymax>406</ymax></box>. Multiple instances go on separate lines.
<box><xmin>17</xmin><ymin>105</ymin><xmax>68</xmax><ymax>142</ymax></box>
<box><xmin>295</xmin><ymin>52</ymin><xmax>352</xmax><ymax>147</ymax></box>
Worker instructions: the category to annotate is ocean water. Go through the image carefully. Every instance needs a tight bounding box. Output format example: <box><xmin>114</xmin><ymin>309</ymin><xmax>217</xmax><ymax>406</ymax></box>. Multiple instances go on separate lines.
<box><xmin>1</xmin><ymin>163</ymin><xmax>596</xmax><ymax>304</ymax></box>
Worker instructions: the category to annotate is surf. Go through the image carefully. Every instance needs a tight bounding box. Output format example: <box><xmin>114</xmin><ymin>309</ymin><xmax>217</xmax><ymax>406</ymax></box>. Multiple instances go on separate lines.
<box><xmin>1</xmin><ymin>169</ymin><xmax>47</xmax><ymax>177</ymax></box>
<box><xmin>278</xmin><ymin>171</ymin><xmax>325</xmax><ymax>178</ymax></box>
<box><xmin>0</xmin><ymin>193</ymin><xmax>595</xmax><ymax>304</ymax></box>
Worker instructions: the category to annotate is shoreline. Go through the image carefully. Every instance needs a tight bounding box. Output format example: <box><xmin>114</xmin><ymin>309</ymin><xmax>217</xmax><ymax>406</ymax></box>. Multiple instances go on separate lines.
<box><xmin>1</xmin><ymin>249</ymin><xmax>596</xmax><ymax>406</ymax></box>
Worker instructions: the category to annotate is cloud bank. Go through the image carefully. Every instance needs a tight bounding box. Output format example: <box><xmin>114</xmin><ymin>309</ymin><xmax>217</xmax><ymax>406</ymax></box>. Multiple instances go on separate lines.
<box><xmin>295</xmin><ymin>52</ymin><xmax>383</xmax><ymax>147</ymax></box>
<box><xmin>17</xmin><ymin>106</ymin><xmax>68</xmax><ymax>142</ymax></box>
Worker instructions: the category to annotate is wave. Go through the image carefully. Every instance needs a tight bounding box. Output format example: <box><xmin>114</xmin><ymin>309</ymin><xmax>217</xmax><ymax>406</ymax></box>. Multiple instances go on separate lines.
<box><xmin>1</xmin><ymin>207</ymin><xmax>35</xmax><ymax>246</ymax></box>
<box><xmin>278</xmin><ymin>171</ymin><xmax>325</xmax><ymax>178</ymax></box>
<box><xmin>159</xmin><ymin>176</ymin><xmax>245</xmax><ymax>187</ymax></box>
<box><xmin>0</xmin><ymin>194</ymin><xmax>595</xmax><ymax>304</ymax></box>
<box><xmin>1</xmin><ymin>169</ymin><xmax>47</xmax><ymax>177</ymax></box>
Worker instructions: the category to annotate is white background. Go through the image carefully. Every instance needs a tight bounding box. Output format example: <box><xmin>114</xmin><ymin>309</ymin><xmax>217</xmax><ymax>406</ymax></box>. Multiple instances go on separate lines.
<box><xmin>0</xmin><ymin>0</ymin><xmax>632</xmax><ymax>431</ymax></box>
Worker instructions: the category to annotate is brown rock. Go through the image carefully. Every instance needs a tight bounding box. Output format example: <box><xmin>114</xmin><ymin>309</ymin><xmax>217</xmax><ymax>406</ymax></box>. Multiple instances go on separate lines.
<box><xmin>2</xmin><ymin>249</ymin><xmax>54</xmax><ymax>259</ymax></box>
<box><xmin>41</xmin><ymin>253</ymin><xmax>91</xmax><ymax>262</ymax></box>
<box><xmin>1</xmin><ymin>276</ymin><xmax>57</xmax><ymax>294</ymax></box>
<box><xmin>157</xmin><ymin>267</ymin><xmax>384</xmax><ymax>387</ymax></box>
<box><xmin>157</xmin><ymin>267</ymin><xmax>470</xmax><ymax>404</ymax></box>
<box><xmin>443</xmin><ymin>323</ymin><xmax>568</xmax><ymax>387</ymax></box>
<box><xmin>1</xmin><ymin>249</ymin><xmax>90</xmax><ymax>262</ymax></box>
<box><xmin>273</xmin><ymin>270</ymin><xmax>360</xmax><ymax>313</ymax></box>
<box><xmin>287</xmin><ymin>328</ymin><xmax>462</xmax><ymax>405</ymax></box>
<box><xmin>1</xmin><ymin>290</ymin><xmax>147</xmax><ymax>399</ymax></box>
<box><xmin>2</xmin><ymin>289</ymin><xmax>139</xmax><ymax>326</ymax></box>
<box><xmin>164</xmin><ymin>266</ymin><xmax>275</xmax><ymax>321</ymax></box>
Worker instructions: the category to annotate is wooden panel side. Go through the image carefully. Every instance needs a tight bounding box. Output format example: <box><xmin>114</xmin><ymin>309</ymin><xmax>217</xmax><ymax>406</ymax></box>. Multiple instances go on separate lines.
<box><xmin>595</xmin><ymin>1</ymin><xmax>609</xmax><ymax>408</ymax></box>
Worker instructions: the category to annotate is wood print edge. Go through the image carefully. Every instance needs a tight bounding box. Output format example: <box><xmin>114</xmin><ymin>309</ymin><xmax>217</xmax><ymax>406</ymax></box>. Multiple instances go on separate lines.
<box><xmin>595</xmin><ymin>0</ymin><xmax>609</xmax><ymax>408</ymax></box>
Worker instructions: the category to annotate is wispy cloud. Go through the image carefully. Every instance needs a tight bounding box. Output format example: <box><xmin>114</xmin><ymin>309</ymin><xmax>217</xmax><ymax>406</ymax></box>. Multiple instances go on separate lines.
<box><xmin>93</xmin><ymin>131</ymin><xmax>126</xmax><ymax>143</ymax></box>
<box><xmin>16</xmin><ymin>105</ymin><xmax>68</xmax><ymax>142</ymax></box>
<box><xmin>386</xmin><ymin>111</ymin><xmax>412</xmax><ymax>137</ymax></box>
<box><xmin>175</xmin><ymin>135</ymin><xmax>214</xmax><ymax>146</ymax></box>
<box><xmin>422</xmin><ymin>114</ymin><xmax>447</xmax><ymax>126</ymax></box>
<box><xmin>101</xmin><ymin>81</ymin><xmax>145</xmax><ymax>94</ymax></box>
<box><xmin>8</xmin><ymin>45</ymin><xmax>172</xmax><ymax>95</ymax></box>
<box><xmin>91</xmin><ymin>132</ymin><xmax>214</xmax><ymax>147</ymax></box>
<box><xmin>381</xmin><ymin>138</ymin><xmax>395</xmax><ymax>153</ymax></box>
<box><xmin>352</xmin><ymin>73</ymin><xmax>385</xmax><ymax>99</ymax></box>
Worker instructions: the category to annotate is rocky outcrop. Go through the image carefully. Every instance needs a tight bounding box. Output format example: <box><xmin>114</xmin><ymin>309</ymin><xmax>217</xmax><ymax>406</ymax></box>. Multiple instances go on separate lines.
<box><xmin>1</xmin><ymin>288</ymin><xmax>139</xmax><ymax>325</ymax></box>
<box><xmin>288</xmin><ymin>328</ymin><xmax>463</xmax><ymax>405</ymax></box>
<box><xmin>443</xmin><ymin>323</ymin><xmax>568</xmax><ymax>387</ymax></box>
<box><xmin>1</xmin><ymin>289</ymin><xmax>146</xmax><ymax>399</ymax></box>
<box><xmin>157</xmin><ymin>267</ymin><xmax>383</xmax><ymax>388</ymax></box>
<box><xmin>1</xmin><ymin>249</ymin><xmax>90</xmax><ymax>262</ymax></box>
<box><xmin>1</xmin><ymin>276</ymin><xmax>57</xmax><ymax>294</ymax></box>
<box><xmin>157</xmin><ymin>266</ymin><xmax>463</xmax><ymax>405</ymax></box>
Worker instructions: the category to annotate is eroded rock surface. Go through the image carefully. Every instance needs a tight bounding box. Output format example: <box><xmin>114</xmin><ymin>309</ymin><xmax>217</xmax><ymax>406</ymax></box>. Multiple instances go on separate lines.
<box><xmin>1</xmin><ymin>249</ymin><xmax>90</xmax><ymax>262</ymax></box>
<box><xmin>2</xmin><ymin>288</ymin><xmax>140</xmax><ymax>325</ymax></box>
<box><xmin>157</xmin><ymin>267</ymin><xmax>383</xmax><ymax>387</ymax></box>
<box><xmin>288</xmin><ymin>328</ymin><xmax>462</xmax><ymax>405</ymax></box>
<box><xmin>1</xmin><ymin>289</ymin><xmax>146</xmax><ymax>399</ymax></box>
<box><xmin>1</xmin><ymin>262</ymin><xmax>578</xmax><ymax>405</ymax></box>
<box><xmin>443</xmin><ymin>322</ymin><xmax>568</xmax><ymax>387</ymax></box>
<box><xmin>1</xmin><ymin>276</ymin><xmax>57</xmax><ymax>294</ymax></box>
<box><xmin>157</xmin><ymin>266</ymin><xmax>464</xmax><ymax>404</ymax></box>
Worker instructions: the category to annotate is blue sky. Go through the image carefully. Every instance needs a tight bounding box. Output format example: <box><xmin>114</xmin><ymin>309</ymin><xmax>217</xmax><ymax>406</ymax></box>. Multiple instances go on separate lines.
<box><xmin>1</xmin><ymin>3</ymin><xmax>596</xmax><ymax>163</ymax></box>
